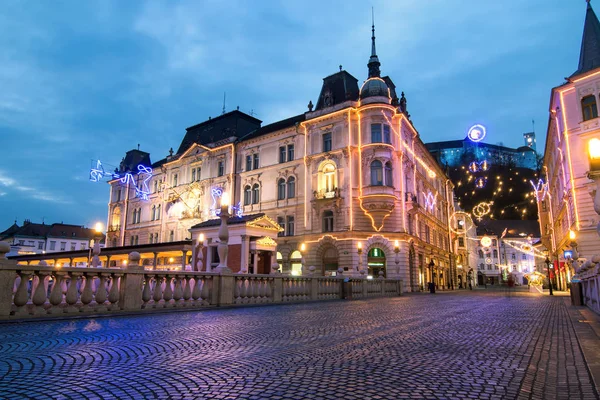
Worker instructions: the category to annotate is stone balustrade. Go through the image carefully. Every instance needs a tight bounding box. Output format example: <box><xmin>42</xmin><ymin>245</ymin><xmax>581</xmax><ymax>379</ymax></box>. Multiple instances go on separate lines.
<box><xmin>0</xmin><ymin>248</ymin><xmax>403</xmax><ymax>320</ymax></box>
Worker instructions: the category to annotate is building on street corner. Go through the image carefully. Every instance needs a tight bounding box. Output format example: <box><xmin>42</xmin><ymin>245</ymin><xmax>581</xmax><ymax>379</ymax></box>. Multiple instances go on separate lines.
<box><xmin>102</xmin><ymin>23</ymin><xmax>458</xmax><ymax>292</ymax></box>
<box><xmin>538</xmin><ymin>1</ymin><xmax>600</xmax><ymax>289</ymax></box>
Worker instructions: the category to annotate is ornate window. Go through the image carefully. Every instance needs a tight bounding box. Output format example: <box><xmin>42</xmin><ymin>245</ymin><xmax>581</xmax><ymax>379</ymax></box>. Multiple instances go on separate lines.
<box><xmin>173</xmin><ymin>174</ymin><xmax>178</xmax><ymax>187</ymax></box>
<box><xmin>277</xmin><ymin>216</ymin><xmax>285</xmax><ymax>237</ymax></box>
<box><xmin>385</xmin><ymin>162</ymin><xmax>393</xmax><ymax>187</ymax></box>
<box><xmin>323</xmin><ymin>132</ymin><xmax>332</xmax><ymax>152</ymax></box>
<box><xmin>318</xmin><ymin>162</ymin><xmax>338</xmax><ymax>195</ymax></box>
<box><xmin>169</xmin><ymin>231</ymin><xmax>174</xmax><ymax>242</ymax></box>
<box><xmin>286</xmin><ymin>216</ymin><xmax>295</xmax><ymax>236</ymax></box>
<box><xmin>277</xmin><ymin>178</ymin><xmax>286</xmax><ymax>200</ymax></box>
<box><xmin>370</xmin><ymin>160</ymin><xmax>383</xmax><ymax>186</ymax></box>
<box><xmin>582</xmin><ymin>95</ymin><xmax>598</xmax><ymax>121</ymax></box>
<box><xmin>218</xmin><ymin>161</ymin><xmax>224</xmax><ymax>177</ymax></box>
<box><xmin>322</xmin><ymin>210</ymin><xmax>334</xmax><ymax>232</ymax></box>
<box><xmin>253</xmin><ymin>153</ymin><xmax>259</xmax><ymax>169</ymax></box>
<box><xmin>157</xmin><ymin>205</ymin><xmax>161</xmax><ymax>220</ymax></box>
<box><xmin>287</xmin><ymin>144</ymin><xmax>294</xmax><ymax>161</ymax></box>
<box><xmin>244</xmin><ymin>185</ymin><xmax>252</xmax><ymax>205</ymax></box>
<box><xmin>246</xmin><ymin>155</ymin><xmax>252</xmax><ymax>171</ymax></box>
<box><xmin>287</xmin><ymin>177</ymin><xmax>296</xmax><ymax>198</ymax></box>
<box><xmin>279</xmin><ymin>147</ymin><xmax>286</xmax><ymax>163</ymax></box>
<box><xmin>371</xmin><ymin>124</ymin><xmax>391</xmax><ymax>144</ymax></box>
<box><xmin>252</xmin><ymin>184</ymin><xmax>260</xmax><ymax>204</ymax></box>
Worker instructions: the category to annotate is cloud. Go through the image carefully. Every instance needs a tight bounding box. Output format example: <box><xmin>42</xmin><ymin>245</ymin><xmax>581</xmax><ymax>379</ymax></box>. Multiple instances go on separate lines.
<box><xmin>0</xmin><ymin>170</ymin><xmax>71</xmax><ymax>205</ymax></box>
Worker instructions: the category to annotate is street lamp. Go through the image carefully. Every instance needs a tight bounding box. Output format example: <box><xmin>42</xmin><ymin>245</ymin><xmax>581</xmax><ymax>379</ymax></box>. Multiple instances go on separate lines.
<box><xmin>215</xmin><ymin>192</ymin><xmax>231</xmax><ymax>273</ymax></box>
<box><xmin>300</xmin><ymin>243</ymin><xmax>306</xmax><ymax>275</ymax></box>
<box><xmin>545</xmin><ymin>255</ymin><xmax>554</xmax><ymax>296</ymax></box>
<box><xmin>357</xmin><ymin>242</ymin><xmax>364</xmax><ymax>277</ymax></box>
<box><xmin>196</xmin><ymin>233</ymin><xmax>205</xmax><ymax>272</ymax></box>
<box><xmin>428</xmin><ymin>259</ymin><xmax>435</xmax><ymax>293</ymax></box>
<box><xmin>91</xmin><ymin>222</ymin><xmax>103</xmax><ymax>268</ymax></box>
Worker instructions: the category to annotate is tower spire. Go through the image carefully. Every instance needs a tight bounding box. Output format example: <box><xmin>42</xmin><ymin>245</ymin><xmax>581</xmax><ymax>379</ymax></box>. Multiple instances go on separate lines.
<box><xmin>368</xmin><ymin>8</ymin><xmax>381</xmax><ymax>78</ymax></box>
<box><xmin>572</xmin><ymin>0</ymin><xmax>600</xmax><ymax>77</ymax></box>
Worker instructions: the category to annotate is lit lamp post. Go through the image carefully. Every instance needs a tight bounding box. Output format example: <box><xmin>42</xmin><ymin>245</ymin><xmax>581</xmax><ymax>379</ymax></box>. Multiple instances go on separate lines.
<box><xmin>300</xmin><ymin>243</ymin><xmax>306</xmax><ymax>275</ymax></box>
<box><xmin>545</xmin><ymin>255</ymin><xmax>554</xmax><ymax>296</ymax></box>
<box><xmin>215</xmin><ymin>192</ymin><xmax>231</xmax><ymax>274</ymax></box>
<box><xmin>196</xmin><ymin>233</ymin><xmax>205</xmax><ymax>272</ymax></box>
<box><xmin>91</xmin><ymin>222</ymin><xmax>103</xmax><ymax>268</ymax></box>
<box><xmin>394</xmin><ymin>240</ymin><xmax>400</xmax><ymax>276</ymax></box>
<box><xmin>428</xmin><ymin>259</ymin><xmax>435</xmax><ymax>293</ymax></box>
<box><xmin>357</xmin><ymin>242</ymin><xmax>365</xmax><ymax>277</ymax></box>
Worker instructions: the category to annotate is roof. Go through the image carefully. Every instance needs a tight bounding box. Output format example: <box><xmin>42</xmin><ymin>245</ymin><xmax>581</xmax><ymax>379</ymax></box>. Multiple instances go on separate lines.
<box><xmin>0</xmin><ymin>222</ymin><xmax>20</xmax><ymax>239</ymax></box>
<box><xmin>0</xmin><ymin>221</ymin><xmax>102</xmax><ymax>242</ymax></box>
<box><xmin>476</xmin><ymin>220</ymin><xmax>541</xmax><ymax>238</ymax></box>
<box><xmin>177</xmin><ymin>110</ymin><xmax>262</xmax><ymax>154</ymax></box>
<box><xmin>314</xmin><ymin>70</ymin><xmax>360</xmax><ymax>111</ymax></box>
<box><xmin>572</xmin><ymin>1</ymin><xmax>600</xmax><ymax>78</ymax></box>
<box><xmin>118</xmin><ymin>149</ymin><xmax>151</xmax><ymax>174</ymax></box>
<box><xmin>240</xmin><ymin>114</ymin><xmax>306</xmax><ymax>141</ymax></box>
<box><xmin>425</xmin><ymin>138</ymin><xmax>533</xmax><ymax>154</ymax></box>
<box><xmin>191</xmin><ymin>213</ymin><xmax>265</xmax><ymax>229</ymax></box>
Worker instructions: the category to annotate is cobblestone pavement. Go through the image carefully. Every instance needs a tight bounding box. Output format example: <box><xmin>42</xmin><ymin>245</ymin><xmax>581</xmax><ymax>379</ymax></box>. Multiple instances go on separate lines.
<box><xmin>0</xmin><ymin>292</ymin><xmax>598</xmax><ymax>400</ymax></box>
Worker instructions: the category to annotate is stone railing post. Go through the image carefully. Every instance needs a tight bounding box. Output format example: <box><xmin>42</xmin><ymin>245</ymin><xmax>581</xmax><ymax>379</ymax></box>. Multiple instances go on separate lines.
<box><xmin>272</xmin><ymin>276</ymin><xmax>283</xmax><ymax>302</ymax></box>
<box><xmin>119</xmin><ymin>252</ymin><xmax>145</xmax><ymax>311</ymax></box>
<box><xmin>0</xmin><ymin>243</ymin><xmax>17</xmax><ymax>316</ymax></box>
<box><xmin>362</xmin><ymin>279</ymin><xmax>368</xmax><ymax>298</ymax></box>
<box><xmin>217</xmin><ymin>274</ymin><xmax>235</xmax><ymax>306</ymax></box>
<box><xmin>310</xmin><ymin>277</ymin><xmax>318</xmax><ymax>300</ymax></box>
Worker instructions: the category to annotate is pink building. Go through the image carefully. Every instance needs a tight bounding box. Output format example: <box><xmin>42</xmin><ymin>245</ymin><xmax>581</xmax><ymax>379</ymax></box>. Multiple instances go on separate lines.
<box><xmin>539</xmin><ymin>1</ymin><xmax>600</xmax><ymax>288</ymax></box>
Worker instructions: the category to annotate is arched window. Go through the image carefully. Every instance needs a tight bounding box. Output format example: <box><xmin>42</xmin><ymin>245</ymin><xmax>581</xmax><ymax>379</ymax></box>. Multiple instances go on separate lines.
<box><xmin>277</xmin><ymin>178</ymin><xmax>286</xmax><ymax>200</ymax></box>
<box><xmin>319</xmin><ymin>162</ymin><xmax>337</xmax><ymax>194</ymax></box>
<box><xmin>371</xmin><ymin>160</ymin><xmax>383</xmax><ymax>186</ymax></box>
<box><xmin>151</xmin><ymin>205</ymin><xmax>156</xmax><ymax>221</ymax></box>
<box><xmin>290</xmin><ymin>250</ymin><xmax>302</xmax><ymax>275</ymax></box>
<box><xmin>244</xmin><ymin>185</ymin><xmax>251</xmax><ymax>205</ymax></box>
<box><xmin>385</xmin><ymin>162</ymin><xmax>393</xmax><ymax>187</ymax></box>
<box><xmin>157</xmin><ymin>205</ymin><xmax>161</xmax><ymax>220</ymax></box>
<box><xmin>287</xmin><ymin>176</ymin><xmax>296</xmax><ymax>198</ymax></box>
<box><xmin>582</xmin><ymin>95</ymin><xmax>598</xmax><ymax>121</ymax></box>
<box><xmin>322</xmin><ymin>210</ymin><xmax>334</xmax><ymax>232</ymax></box>
<box><xmin>252</xmin><ymin>184</ymin><xmax>260</xmax><ymax>204</ymax></box>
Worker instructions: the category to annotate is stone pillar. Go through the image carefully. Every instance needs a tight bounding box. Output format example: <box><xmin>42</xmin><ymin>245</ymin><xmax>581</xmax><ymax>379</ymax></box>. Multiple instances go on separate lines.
<box><xmin>181</xmin><ymin>250</ymin><xmax>187</xmax><ymax>270</ymax></box>
<box><xmin>0</xmin><ymin>243</ymin><xmax>17</xmax><ymax>317</ymax></box>
<box><xmin>239</xmin><ymin>235</ymin><xmax>249</xmax><ymax>273</ymax></box>
<box><xmin>118</xmin><ymin>252</ymin><xmax>145</xmax><ymax>311</ymax></box>
<box><xmin>253</xmin><ymin>251</ymin><xmax>259</xmax><ymax>274</ymax></box>
<box><xmin>271</xmin><ymin>250</ymin><xmax>280</xmax><ymax>274</ymax></box>
<box><xmin>206</xmin><ymin>241</ymin><xmax>213</xmax><ymax>272</ymax></box>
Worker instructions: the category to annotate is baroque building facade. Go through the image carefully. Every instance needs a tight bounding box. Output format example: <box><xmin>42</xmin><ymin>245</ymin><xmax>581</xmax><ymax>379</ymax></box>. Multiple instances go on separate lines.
<box><xmin>104</xmin><ymin>26</ymin><xmax>457</xmax><ymax>292</ymax></box>
<box><xmin>539</xmin><ymin>1</ymin><xmax>600</xmax><ymax>287</ymax></box>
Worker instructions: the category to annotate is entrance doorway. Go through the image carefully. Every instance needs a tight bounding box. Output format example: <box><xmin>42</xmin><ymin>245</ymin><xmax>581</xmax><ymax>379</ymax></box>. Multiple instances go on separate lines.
<box><xmin>367</xmin><ymin>248</ymin><xmax>386</xmax><ymax>278</ymax></box>
<box><xmin>321</xmin><ymin>247</ymin><xmax>339</xmax><ymax>276</ymax></box>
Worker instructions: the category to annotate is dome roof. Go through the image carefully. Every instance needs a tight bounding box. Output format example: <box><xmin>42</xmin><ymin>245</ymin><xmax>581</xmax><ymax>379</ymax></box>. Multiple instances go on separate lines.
<box><xmin>360</xmin><ymin>78</ymin><xmax>390</xmax><ymax>100</ymax></box>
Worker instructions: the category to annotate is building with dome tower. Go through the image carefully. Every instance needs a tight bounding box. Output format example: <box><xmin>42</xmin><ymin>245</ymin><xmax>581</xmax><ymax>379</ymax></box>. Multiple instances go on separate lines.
<box><xmin>103</xmin><ymin>22</ymin><xmax>458</xmax><ymax>292</ymax></box>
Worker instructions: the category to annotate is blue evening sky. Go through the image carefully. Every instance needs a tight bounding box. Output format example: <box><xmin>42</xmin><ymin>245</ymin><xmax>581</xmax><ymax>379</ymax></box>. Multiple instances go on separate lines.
<box><xmin>0</xmin><ymin>0</ymin><xmax>586</xmax><ymax>230</ymax></box>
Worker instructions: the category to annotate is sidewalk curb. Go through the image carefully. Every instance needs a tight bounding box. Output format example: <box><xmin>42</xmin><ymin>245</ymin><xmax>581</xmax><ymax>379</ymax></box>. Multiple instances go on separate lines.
<box><xmin>566</xmin><ymin>298</ymin><xmax>600</xmax><ymax>396</ymax></box>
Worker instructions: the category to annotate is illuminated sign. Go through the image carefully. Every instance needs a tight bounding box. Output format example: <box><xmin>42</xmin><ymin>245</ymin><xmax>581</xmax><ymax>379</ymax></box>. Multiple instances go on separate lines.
<box><xmin>467</xmin><ymin>124</ymin><xmax>487</xmax><ymax>143</ymax></box>
<box><xmin>530</xmin><ymin>179</ymin><xmax>548</xmax><ymax>202</ymax></box>
<box><xmin>422</xmin><ymin>191</ymin><xmax>436</xmax><ymax>212</ymax></box>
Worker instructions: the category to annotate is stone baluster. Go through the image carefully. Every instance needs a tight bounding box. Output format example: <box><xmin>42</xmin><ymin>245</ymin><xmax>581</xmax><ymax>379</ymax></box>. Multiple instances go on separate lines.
<box><xmin>107</xmin><ymin>273</ymin><xmax>120</xmax><ymax>309</ymax></box>
<box><xmin>14</xmin><ymin>271</ymin><xmax>33</xmax><ymax>312</ymax></box>
<box><xmin>49</xmin><ymin>271</ymin><xmax>67</xmax><ymax>313</ymax></box>
<box><xmin>95</xmin><ymin>273</ymin><xmax>110</xmax><ymax>310</ymax></box>
<box><xmin>239</xmin><ymin>277</ymin><xmax>248</xmax><ymax>303</ymax></box>
<box><xmin>163</xmin><ymin>275</ymin><xmax>174</xmax><ymax>306</ymax></box>
<box><xmin>32</xmin><ymin>271</ymin><xmax>51</xmax><ymax>314</ymax></box>
<box><xmin>201</xmin><ymin>276</ymin><xmax>211</xmax><ymax>304</ymax></box>
<box><xmin>141</xmin><ymin>275</ymin><xmax>152</xmax><ymax>306</ymax></box>
<box><xmin>234</xmin><ymin>277</ymin><xmax>242</xmax><ymax>303</ymax></box>
<box><xmin>153</xmin><ymin>275</ymin><xmax>164</xmax><ymax>307</ymax></box>
<box><xmin>81</xmin><ymin>271</ymin><xmax>97</xmax><ymax>309</ymax></box>
<box><xmin>191</xmin><ymin>277</ymin><xmax>202</xmax><ymax>303</ymax></box>
<box><xmin>65</xmin><ymin>272</ymin><xmax>82</xmax><ymax>312</ymax></box>
<box><xmin>248</xmin><ymin>277</ymin><xmax>256</xmax><ymax>303</ymax></box>
<box><xmin>182</xmin><ymin>276</ymin><xmax>192</xmax><ymax>305</ymax></box>
<box><xmin>173</xmin><ymin>276</ymin><xmax>183</xmax><ymax>306</ymax></box>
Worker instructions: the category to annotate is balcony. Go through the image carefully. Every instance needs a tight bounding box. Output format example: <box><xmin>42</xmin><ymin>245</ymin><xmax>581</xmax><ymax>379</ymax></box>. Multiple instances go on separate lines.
<box><xmin>107</xmin><ymin>225</ymin><xmax>120</xmax><ymax>232</ymax></box>
<box><xmin>359</xmin><ymin>186</ymin><xmax>397</xmax><ymax>231</ymax></box>
<box><xmin>313</xmin><ymin>188</ymin><xmax>340</xmax><ymax>200</ymax></box>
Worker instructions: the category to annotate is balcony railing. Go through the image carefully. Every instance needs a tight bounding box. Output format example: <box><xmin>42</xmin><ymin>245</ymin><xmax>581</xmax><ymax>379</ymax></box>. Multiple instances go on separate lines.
<box><xmin>313</xmin><ymin>188</ymin><xmax>340</xmax><ymax>200</ymax></box>
<box><xmin>107</xmin><ymin>225</ymin><xmax>120</xmax><ymax>232</ymax></box>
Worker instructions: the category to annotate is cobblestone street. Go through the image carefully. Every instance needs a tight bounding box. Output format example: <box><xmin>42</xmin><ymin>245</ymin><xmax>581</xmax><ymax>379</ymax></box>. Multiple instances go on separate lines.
<box><xmin>0</xmin><ymin>292</ymin><xmax>598</xmax><ymax>400</ymax></box>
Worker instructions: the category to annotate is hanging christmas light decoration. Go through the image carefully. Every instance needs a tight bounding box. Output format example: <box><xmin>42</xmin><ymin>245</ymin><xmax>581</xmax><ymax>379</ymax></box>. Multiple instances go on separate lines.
<box><xmin>475</xmin><ymin>177</ymin><xmax>487</xmax><ymax>189</ymax></box>
<box><xmin>449</xmin><ymin>211</ymin><xmax>474</xmax><ymax>234</ymax></box>
<box><xmin>472</xmin><ymin>202</ymin><xmax>492</xmax><ymax>221</ymax></box>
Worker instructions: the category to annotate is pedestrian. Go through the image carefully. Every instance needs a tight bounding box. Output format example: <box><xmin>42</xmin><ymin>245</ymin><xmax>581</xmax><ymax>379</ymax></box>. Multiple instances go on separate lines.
<box><xmin>469</xmin><ymin>280</ymin><xmax>472</xmax><ymax>290</ymax></box>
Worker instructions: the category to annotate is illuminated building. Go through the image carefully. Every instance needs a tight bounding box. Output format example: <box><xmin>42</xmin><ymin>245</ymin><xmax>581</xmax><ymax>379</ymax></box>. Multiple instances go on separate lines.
<box><xmin>475</xmin><ymin>220</ymin><xmax>540</xmax><ymax>286</ymax></box>
<box><xmin>538</xmin><ymin>1</ymin><xmax>600</xmax><ymax>287</ymax></box>
<box><xmin>104</xmin><ymin>23</ymin><xmax>457</xmax><ymax>291</ymax></box>
<box><xmin>523</xmin><ymin>132</ymin><xmax>536</xmax><ymax>151</ymax></box>
<box><xmin>425</xmin><ymin>138</ymin><xmax>538</xmax><ymax>171</ymax></box>
<box><xmin>0</xmin><ymin>220</ymin><xmax>103</xmax><ymax>260</ymax></box>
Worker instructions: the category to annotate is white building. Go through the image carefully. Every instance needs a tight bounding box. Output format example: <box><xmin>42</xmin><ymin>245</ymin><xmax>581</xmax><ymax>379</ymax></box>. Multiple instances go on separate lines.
<box><xmin>103</xmin><ymin>24</ymin><xmax>459</xmax><ymax>292</ymax></box>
